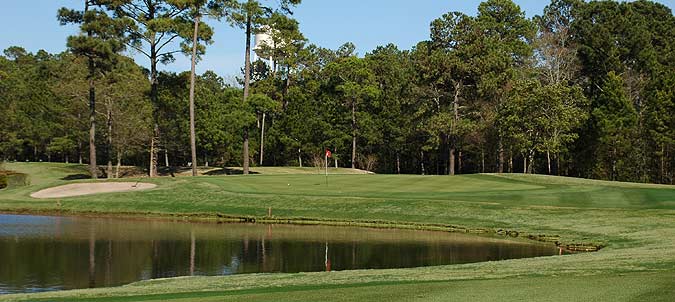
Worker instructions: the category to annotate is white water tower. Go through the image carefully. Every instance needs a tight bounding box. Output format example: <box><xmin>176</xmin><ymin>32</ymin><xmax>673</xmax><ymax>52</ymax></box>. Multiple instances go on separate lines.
<box><xmin>253</xmin><ymin>26</ymin><xmax>274</xmax><ymax>63</ymax></box>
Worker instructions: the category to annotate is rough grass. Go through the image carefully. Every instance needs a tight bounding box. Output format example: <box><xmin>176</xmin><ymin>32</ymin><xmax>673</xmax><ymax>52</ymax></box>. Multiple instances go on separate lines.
<box><xmin>1</xmin><ymin>162</ymin><xmax>675</xmax><ymax>301</ymax></box>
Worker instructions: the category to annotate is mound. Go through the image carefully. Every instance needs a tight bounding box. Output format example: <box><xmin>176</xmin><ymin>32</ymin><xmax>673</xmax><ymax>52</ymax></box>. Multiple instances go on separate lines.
<box><xmin>30</xmin><ymin>182</ymin><xmax>156</xmax><ymax>199</ymax></box>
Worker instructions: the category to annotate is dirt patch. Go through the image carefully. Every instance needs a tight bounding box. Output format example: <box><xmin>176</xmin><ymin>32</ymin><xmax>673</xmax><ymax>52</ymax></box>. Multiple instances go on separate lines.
<box><xmin>30</xmin><ymin>182</ymin><xmax>156</xmax><ymax>199</ymax></box>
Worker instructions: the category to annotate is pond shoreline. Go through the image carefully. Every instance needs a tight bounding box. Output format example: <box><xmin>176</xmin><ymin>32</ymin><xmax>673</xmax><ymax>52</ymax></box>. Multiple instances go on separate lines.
<box><xmin>0</xmin><ymin>212</ymin><xmax>568</xmax><ymax>295</ymax></box>
<box><xmin>0</xmin><ymin>208</ymin><xmax>599</xmax><ymax>252</ymax></box>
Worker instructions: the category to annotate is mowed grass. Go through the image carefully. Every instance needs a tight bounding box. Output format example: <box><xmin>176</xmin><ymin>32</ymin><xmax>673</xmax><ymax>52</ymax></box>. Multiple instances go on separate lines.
<box><xmin>1</xmin><ymin>162</ymin><xmax>675</xmax><ymax>301</ymax></box>
<box><xmin>23</xmin><ymin>271</ymin><xmax>675</xmax><ymax>302</ymax></box>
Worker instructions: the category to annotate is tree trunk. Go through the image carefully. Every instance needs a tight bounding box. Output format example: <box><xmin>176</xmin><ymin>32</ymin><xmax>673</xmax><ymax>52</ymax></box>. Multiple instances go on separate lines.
<box><xmin>508</xmin><ymin>152</ymin><xmax>513</xmax><ymax>173</ymax></box>
<box><xmin>86</xmin><ymin>0</ymin><xmax>97</xmax><ymax>180</ymax></box>
<box><xmin>298</xmin><ymin>147</ymin><xmax>302</xmax><ymax>167</ymax></box>
<box><xmin>149</xmin><ymin>132</ymin><xmax>158</xmax><ymax>176</ymax></box>
<box><xmin>77</xmin><ymin>112</ymin><xmax>82</xmax><ymax>164</ymax></box>
<box><xmin>547</xmin><ymin>150</ymin><xmax>551</xmax><ymax>175</ymax></box>
<box><xmin>150</xmin><ymin>126</ymin><xmax>158</xmax><ymax>177</ymax></box>
<box><xmin>661</xmin><ymin>144</ymin><xmax>665</xmax><ymax>184</ymax></box>
<box><xmin>566</xmin><ymin>158</ymin><xmax>571</xmax><ymax>177</ymax></box>
<box><xmin>283</xmin><ymin>67</ymin><xmax>291</xmax><ymax>110</ymax></box>
<box><xmin>351</xmin><ymin>102</ymin><xmax>357</xmax><ymax>169</ymax></box>
<box><xmin>65</xmin><ymin>154</ymin><xmax>69</xmax><ymax>164</ymax></box>
<box><xmin>88</xmin><ymin>60</ymin><xmax>97</xmax><ymax>179</ymax></box>
<box><xmin>149</xmin><ymin>141</ymin><xmax>158</xmax><ymax>177</ymax></box>
<box><xmin>259</xmin><ymin>112</ymin><xmax>265</xmax><ymax>165</ymax></box>
<box><xmin>669</xmin><ymin>146</ymin><xmax>673</xmax><ymax>185</ymax></box>
<box><xmin>78</xmin><ymin>141</ymin><xmax>83</xmax><ymax>164</ymax></box>
<box><xmin>436</xmin><ymin>151</ymin><xmax>440</xmax><ymax>175</ymax></box>
<box><xmin>441</xmin><ymin>134</ymin><xmax>448</xmax><ymax>175</ymax></box>
<box><xmin>396</xmin><ymin>153</ymin><xmax>401</xmax><ymax>174</ymax></box>
<box><xmin>498</xmin><ymin>139</ymin><xmax>504</xmax><ymax>173</ymax></box>
<box><xmin>523</xmin><ymin>153</ymin><xmax>527</xmax><ymax>174</ymax></box>
<box><xmin>458</xmin><ymin>151</ymin><xmax>463</xmax><ymax>173</ymax></box>
<box><xmin>612</xmin><ymin>146</ymin><xmax>617</xmax><ymax>181</ymax></box>
<box><xmin>334</xmin><ymin>147</ymin><xmax>338</xmax><ymax>168</ymax></box>
<box><xmin>420</xmin><ymin>151</ymin><xmax>425</xmax><ymax>175</ymax></box>
<box><xmin>449</xmin><ymin>147</ymin><xmax>455</xmax><ymax>176</ymax></box>
<box><xmin>557</xmin><ymin>153</ymin><xmax>561</xmax><ymax>176</ymax></box>
<box><xmin>243</xmin><ymin>129</ymin><xmax>249</xmax><ymax>173</ymax></box>
<box><xmin>107</xmin><ymin>104</ymin><xmax>113</xmax><ymax>179</ymax></box>
<box><xmin>242</xmin><ymin>13</ymin><xmax>252</xmax><ymax>175</ymax></box>
<box><xmin>164</xmin><ymin>149</ymin><xmax>169</xmax><ymax>167</ymax></box>
<box><xmin>481</xmin><ymin>148</ymin><xmax>485</xmax><ymax>173</ymax></box>
<box><xmin>148</xmin><ymin>5</ymin><xmax>160</xmax><ymax>178</ymax></box>
<box><xmin>449</xmin><ymin>81</ymin><xmax>461</xmax><ymax>175</ymax></box>
<box><xmin>115</xmin><ymin>151</ymin><xmax>121</xmax><ymax>179</ymax></box>
<box><xmin>189</xmin><ymin>14</ymin><xmax>199</xmax><ymax>177</ymax></box>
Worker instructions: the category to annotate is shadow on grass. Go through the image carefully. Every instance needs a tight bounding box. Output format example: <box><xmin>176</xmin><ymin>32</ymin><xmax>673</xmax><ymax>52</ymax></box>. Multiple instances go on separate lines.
<box><xmin>204</xmin><ymin>168</ymin><xmax>260</xmax><ymax>175</ymax></box>
<box><xmin>60</xmin><ymin>166</ymin><xmax>261</xmax><ymax>179</ymax></box>
<box><xmin>61</xmin><ymin>174</ymin><xmax>91</xmax><ymax>180</ymax></box>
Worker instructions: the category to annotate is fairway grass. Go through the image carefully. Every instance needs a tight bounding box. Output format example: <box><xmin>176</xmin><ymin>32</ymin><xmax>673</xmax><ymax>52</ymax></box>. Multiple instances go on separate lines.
<box><xmin>19</xmin><ymin>271</ymin><xmax>675</xmax><ymax>302</ymax></box>
<box><xmin>1</xmin><ymin>162</ymin><xmax>675</xmax><ymax>301</ymax></box>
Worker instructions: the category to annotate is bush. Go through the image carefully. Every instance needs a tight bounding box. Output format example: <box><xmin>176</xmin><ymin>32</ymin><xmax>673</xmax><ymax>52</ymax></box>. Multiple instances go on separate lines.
<box><xmin>0</xmin><ymin>169</ymin><xmax>28</xmax><ymax>189</ymax></box>
<box><xmin>0</xmin><ymin>163</ymin><xmax>6</xmax><ymax>189</ymax></box>
<box><xmin>0</xmin><ymin>174</ymin><xmax>6</xmax><ymax>189</ymax></box>
<box><xmin>358</xmin><ymin>154</ymin><xmax>378</xmax><ymax>172</ymax></box>
<box><xmin>7</xmin><ymin>172</ymin><xmax>29</xmax><ymax>187</ymax></box>
<box><xmin>310</xmin><ymin>154</ymin><xmax>326</xmax><ymax>168</ymax></box>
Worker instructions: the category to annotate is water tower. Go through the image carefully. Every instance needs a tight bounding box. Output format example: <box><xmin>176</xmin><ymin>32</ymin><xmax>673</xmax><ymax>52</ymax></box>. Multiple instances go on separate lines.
<box><xmin>253</xmin><ymin>26</ymin><xmax>274</xmax><ymax>64</ymax></box>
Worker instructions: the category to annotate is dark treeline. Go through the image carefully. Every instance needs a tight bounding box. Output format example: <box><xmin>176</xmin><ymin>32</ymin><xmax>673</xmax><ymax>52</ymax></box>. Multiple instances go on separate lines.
<box><xmin>0</xmin><ymin>0</ymin><xmax>673</xmax><ymax>183</ymax></box>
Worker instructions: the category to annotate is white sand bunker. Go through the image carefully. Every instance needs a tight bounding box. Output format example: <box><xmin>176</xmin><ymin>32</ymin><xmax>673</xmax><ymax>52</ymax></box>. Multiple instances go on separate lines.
<box><xmin>30</xmin><ymin>182</ymin><xmax>157</xmax><ymax>199</ymax></box>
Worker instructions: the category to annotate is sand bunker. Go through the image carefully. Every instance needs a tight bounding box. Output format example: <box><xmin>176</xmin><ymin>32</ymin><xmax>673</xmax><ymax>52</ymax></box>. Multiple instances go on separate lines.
<box><xmin>30</xmin><ymin>182</ymin><xmax>157</xmax><ymax>199</ymax></box>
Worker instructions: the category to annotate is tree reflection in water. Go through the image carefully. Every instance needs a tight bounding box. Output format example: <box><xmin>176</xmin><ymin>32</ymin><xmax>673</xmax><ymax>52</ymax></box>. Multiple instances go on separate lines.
<box><xmin>0</xmin><ymin>214</ymin><xmax>563</xmax><ymax>294</ymax></box>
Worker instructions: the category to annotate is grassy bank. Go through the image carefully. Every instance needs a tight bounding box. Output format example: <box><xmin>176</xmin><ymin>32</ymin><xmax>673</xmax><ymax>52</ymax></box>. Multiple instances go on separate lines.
<box><xmin>1</xmin><ymin>162</ymin><xmax>675</xmax><ymax>301</ymax></box>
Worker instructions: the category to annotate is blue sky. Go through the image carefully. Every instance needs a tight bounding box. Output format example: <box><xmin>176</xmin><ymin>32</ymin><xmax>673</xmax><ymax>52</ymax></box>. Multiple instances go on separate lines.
<box><xmin>2</xmin><ymin>0</ymin><xmax>674</xmax><ymax>81</ymax></box>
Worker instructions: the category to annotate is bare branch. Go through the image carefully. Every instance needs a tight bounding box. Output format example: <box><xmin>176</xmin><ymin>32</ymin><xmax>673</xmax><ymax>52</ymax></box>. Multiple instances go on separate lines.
<box><xmin>125</xmin><ymin>41</ymin><xmax>151</xmax><ymax>58</ymax></box>
<box><xmin>156</xmin><ymin>34</ymin><xmax>181</xmax><ymax>53</ymax></box>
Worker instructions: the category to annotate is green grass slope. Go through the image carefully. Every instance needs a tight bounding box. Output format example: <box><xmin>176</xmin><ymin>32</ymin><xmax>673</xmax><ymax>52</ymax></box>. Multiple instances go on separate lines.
<box><xmin>1</xmin><ymin>162</ymin><xmax>675</xmax><ymax>301</ymax></box>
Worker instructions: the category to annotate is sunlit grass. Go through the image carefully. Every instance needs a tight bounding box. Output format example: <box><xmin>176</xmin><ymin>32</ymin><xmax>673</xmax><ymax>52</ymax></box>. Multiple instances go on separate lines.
<box><xmin>1</xmin><ymin>162</ymin><xmax>674</xmax><ymax>301</ymax></box>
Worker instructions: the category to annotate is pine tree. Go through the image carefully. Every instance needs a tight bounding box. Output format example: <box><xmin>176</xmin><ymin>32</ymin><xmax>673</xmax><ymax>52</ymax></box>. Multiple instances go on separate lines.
<box><xmin>58</xmin><ymin>1</ymin><xmax>129</xmax><ymax>178</ymax></box>
<box><xmin>592</xmin><ymin>71</ymin><xmax>638</xmax><ymax>181</ymax></box>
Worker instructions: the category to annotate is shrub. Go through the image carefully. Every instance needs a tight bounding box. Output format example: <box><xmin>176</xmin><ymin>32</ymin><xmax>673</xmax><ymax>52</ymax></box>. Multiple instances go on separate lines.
<box><xmin>358</xmin><ymin>154</ymin><xmax>378</xmax><ymax>172</ymax></box>
<box><xmin>7</xmin><ymin>172</ymin><xmax>29</xmax><ymax>187</ymax></box>
<box><xmin>310</xmin><ymin>154</ymin><xmax>326</xmax><ymax>168</ymax></box>
<box><xmin>0</xmin><ymin>169</ymin><xmax>28</xmax><ymax>189</ymax></box>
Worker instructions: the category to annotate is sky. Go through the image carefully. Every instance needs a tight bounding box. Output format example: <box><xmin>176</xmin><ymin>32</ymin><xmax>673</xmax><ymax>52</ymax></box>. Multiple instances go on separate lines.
<box><xmin>2</xmin><ymin>0</ymin><xmax>674</xmax><ymax>82</ymax></box>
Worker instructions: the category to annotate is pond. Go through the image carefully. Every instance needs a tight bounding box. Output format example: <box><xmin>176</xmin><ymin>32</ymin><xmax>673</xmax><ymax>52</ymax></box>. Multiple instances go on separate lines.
<box><xmin>0</xmin><ymin>214</ymin><xmax>562</xmax><ymax>294</ymax></box>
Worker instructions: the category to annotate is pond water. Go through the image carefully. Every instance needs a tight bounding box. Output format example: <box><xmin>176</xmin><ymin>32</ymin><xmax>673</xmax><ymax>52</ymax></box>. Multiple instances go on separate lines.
<box><xmin>0</xmin><ymin>214</ymin><xmax>561</xmax><ymax>294</ymax></box>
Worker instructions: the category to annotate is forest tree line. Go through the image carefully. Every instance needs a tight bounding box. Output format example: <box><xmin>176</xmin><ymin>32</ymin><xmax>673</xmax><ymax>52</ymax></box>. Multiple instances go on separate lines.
<box><xmin>0</xmin><ymin>0</ymin><xmax>673</xmax><ymax>184</ymax></box>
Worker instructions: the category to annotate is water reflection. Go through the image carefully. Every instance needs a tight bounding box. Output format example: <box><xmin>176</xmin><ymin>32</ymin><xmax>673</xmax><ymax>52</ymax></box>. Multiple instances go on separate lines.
<box><xmin>0</xmin><ymin>214</ymin><xmax>561</xmax><ymax>294</ymax></box>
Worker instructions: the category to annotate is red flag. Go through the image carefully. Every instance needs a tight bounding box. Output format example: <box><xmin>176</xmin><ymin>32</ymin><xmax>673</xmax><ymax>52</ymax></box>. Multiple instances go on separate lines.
<box><xmin>325</xmin><ymin>149</ymin><xmax>332</xmax><ymax>158</ymax></box>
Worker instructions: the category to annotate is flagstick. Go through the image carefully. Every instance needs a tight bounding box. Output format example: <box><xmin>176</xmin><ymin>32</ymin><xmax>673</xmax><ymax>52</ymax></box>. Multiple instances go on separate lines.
<box><xmin>325</xmin><ymin>152</ymin><xmax>328</xmax><ymax>186</ymax></box>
